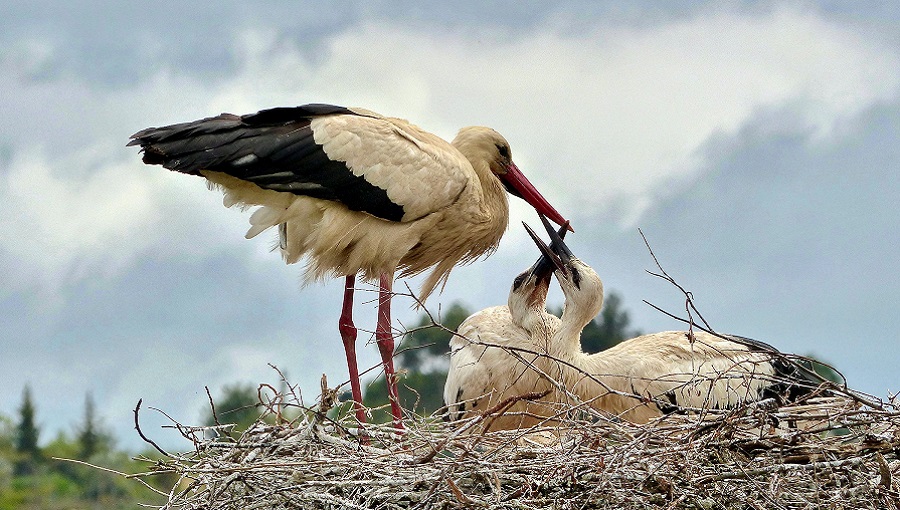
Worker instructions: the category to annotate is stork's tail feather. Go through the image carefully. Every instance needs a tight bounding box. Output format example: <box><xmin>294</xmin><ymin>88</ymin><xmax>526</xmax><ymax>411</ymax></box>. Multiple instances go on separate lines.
<box><xmin>127</xmin><ymin>105</ymin><xmax>359</xmax><ymax>175</ymax></box>
<box><xmin>725</xmin><ymin>333</ymin><xmax>845</xmax><ymax>405</ymax></box>
<box><xmin>771</xmin><ymin>355</ymin><xmax>883</xmax><ymax>408</ymax></box>
<box><xmin>127</xmin><ymin>113</ymin><xmax>265</xmax><ymax>175</ymax></box>
<box><xmin>761</xmin><ymin>355</ymin><xmax>828</xmax><ymax>403</ymax></box>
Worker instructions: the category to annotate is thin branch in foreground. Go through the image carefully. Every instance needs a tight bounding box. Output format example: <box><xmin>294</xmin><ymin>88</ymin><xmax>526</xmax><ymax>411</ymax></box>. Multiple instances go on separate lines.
<box><xmin>54</xmin><ymin>457</ymin><xmax>170</xmax><ymax>497</ymax></box>
<box><xmin>133</xmin><ymin>399</ymin><xmax>170</xmax><ymax>457</ymax></box>
<box><xmin>639</xmin><ymin>228</ymin><xmax>714</xmax><ymax>334</ymax></box>
<box><xmin>205</xmin><ymin>386</ymin><xmax>220</xmax><ymax>427</ymax></box>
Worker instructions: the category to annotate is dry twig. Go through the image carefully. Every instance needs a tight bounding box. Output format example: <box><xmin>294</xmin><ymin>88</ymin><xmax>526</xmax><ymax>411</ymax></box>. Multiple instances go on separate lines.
<box><xmin>115</xmin><ymin>235</ymin><xmax>898</xmax><ymax>509</ymax></box>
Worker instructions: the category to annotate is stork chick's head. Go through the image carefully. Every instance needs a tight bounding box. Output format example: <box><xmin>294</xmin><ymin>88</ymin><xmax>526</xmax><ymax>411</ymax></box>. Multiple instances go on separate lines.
<box><xmin>507</xmin><ymin>221</ymin><xmax>571</xmax><ymax>326</ymax></box>
<box><xmin>452</xmin><ymin>127</ymin><xmax>570</xmax><ymax>232</ymax></box>
<box><xmin>528</xmin><ymin>215</ymin><xmax>604</xmax><ymax>323</ymax></box>
<box><xmin>507</xmin><ymin>265</ymin><xmax>551</xmax><ymax>328</ymax></box>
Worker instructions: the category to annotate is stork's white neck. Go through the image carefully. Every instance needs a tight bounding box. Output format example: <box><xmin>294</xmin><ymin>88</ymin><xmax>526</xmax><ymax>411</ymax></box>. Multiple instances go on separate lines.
<box><xmin>551</xmin><ymin>260</ymin><xmax>604</xmax><ymax>359</ymax></box>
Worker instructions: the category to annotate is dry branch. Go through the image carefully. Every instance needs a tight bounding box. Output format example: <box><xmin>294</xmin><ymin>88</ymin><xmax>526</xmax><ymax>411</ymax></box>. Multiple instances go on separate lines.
<box><xmin>120</xmin><ymin>235</ymin><xmax>899</xmax><ymax>509</ymax></box>
<box><xmin>124</xmin><ymin>381</ymin><xmax>900</xmax><ymax>510</ymax></box>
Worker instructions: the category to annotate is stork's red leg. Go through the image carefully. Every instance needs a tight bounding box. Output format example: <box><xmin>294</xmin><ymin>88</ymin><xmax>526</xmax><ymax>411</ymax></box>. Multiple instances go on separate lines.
<box><xmin>338</xmin><ymin>274</ymin><xmax>367</xmax><ymax>424</ymax></box>
<box><xmin>376</xmin><ymin>274</ymin><xmax>404</xmax><ymax>429</ymax></box>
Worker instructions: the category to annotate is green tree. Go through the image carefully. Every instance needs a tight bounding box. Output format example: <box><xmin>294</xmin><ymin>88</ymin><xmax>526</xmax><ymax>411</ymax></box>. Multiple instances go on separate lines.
<box><xmin>0</xmin><ymin>413</ymin><xmax>15</xmax><ymax>492</ymax></box>
<box><xmin>204</xmin><ymin>384</ymin><xmax>264</xmax><ymax>439</ymax></box>
<box><xmin>75</xmin><ymin>392</ymin><xmax>112</xmax><ymax>460</ymax></box>
<box><xmin>397</xmin><ymin>302</ymin><xmax>471</xmax><ymax>371</ymax></box>
<box><xmin>579</xmin><ymin>291</ymin><xmax>641</xmax><ymax>353</ymax></box>
<box><xmin>363</xmin><ymin>302</ymin><xmax>471</xmax><ymax>421</ymax></box>
<box><xmin>0</xmin><ymin>413</ymin><xmax>14</xmax><ymax>454</ymax></box>
<box><xmin>0</xmin><ymin>395</ymin><xmax>171</xmax><ymax>509</ymax></box>
<box><xmin>13</xmin><ymin>385</ymin><xmax>41</xmax><ymax>476</ymax></box>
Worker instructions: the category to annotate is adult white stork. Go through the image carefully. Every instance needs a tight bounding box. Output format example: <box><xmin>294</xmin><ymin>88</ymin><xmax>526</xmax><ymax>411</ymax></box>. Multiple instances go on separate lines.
<box><xmin>128</xmin><ymin>104</ymin><xmax>570</xmax><ymax>428</ymax></box>
<box><xmin>444</xmin><ymin>223</ymin><xmax>569</xmax><ymax>430</ymax></box>
<box><xmin>531</xmin><ymin>218</ymin><xmax>819</xmax><ymax>424</ymax></box>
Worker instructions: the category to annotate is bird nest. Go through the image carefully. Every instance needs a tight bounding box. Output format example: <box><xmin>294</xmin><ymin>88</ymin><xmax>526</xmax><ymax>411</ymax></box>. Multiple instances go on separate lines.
<box><xmin>131</xmin><ymin>375</ymin><xmax>900</xmax><ymax>510</ymax></box>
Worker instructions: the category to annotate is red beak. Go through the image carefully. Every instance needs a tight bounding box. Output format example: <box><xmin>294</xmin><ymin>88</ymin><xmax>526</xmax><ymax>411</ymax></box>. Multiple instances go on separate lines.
<box><xmin>500</xmin><ymin>162</ymin><xmax>573</xmax><ymax>232</ymax></box>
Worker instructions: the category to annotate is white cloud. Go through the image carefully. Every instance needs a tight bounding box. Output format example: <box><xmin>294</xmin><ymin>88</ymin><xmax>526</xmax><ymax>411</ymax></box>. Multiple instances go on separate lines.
<box><xmin>1</xmin><ymin>147</ymin><xmax>153</xmax><ymax>294</ymax></box>
<box><xmin>2</xmin><ymin>4</ymin><xmax>898</xmax><ymax>449</ymax></box>
<box><xmin>0</xmin><ymin>144</ymin><xmax>259</xmax><ymax>301</ymax></box>
<box><xmin>1</xmin><ymin>4</ymin><xmax>897</xmax><ymax>299</ymax></box>
<box><xmin>195</xmin><ymin>6</ymin><xmax>899</xmax><ymax>225</ymax></box>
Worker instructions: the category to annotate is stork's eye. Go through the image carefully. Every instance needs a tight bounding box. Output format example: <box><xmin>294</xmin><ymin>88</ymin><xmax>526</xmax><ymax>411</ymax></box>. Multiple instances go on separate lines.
<box><xmin>496</xmin><ymin>144</ymin><xmax>510</xmax><ymax>160</ymax></box>
<box><xmin>512</xmin><ymin>273</ymin><xmax>527</xmax><ymax>291</ymax></box>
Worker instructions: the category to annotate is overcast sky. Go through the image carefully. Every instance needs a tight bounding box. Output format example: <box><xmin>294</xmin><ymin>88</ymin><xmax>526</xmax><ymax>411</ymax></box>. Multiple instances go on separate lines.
<box><xmin>1</xmin><ymin>1</ymin><xmax>898</xmax><ymax>450</ymax></box>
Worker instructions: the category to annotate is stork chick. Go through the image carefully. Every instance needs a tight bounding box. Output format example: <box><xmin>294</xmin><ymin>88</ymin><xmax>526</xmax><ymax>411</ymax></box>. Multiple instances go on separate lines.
<box><xmin>533</xmin><ymin>216</ymin><xmax>820</xmax><ymax>423</ymax></box>
<box><xmin>444</xmin><ymin>223</ymin><xmax>570</xmax><ymax>430</ymax></box>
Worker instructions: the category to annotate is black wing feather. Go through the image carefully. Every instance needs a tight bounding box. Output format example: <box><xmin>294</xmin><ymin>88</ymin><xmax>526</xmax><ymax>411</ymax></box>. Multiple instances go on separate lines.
<box><xmin>724</xmin><ymin>333</ymin><xmax>827</xmax><ymax>403</ymax></box>
<box><xmin>128</xmin><ymin>104</ymin><xmax>405</xmax><ymax>222</ymax></box>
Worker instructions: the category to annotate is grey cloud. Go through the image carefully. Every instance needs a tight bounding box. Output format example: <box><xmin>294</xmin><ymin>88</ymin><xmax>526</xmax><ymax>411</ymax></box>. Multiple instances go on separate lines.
<box><xmin>2</xmin><ymin>2</ymin><xmax>899</xmax><ymax>451</ymax></box>
<box><xmin>565</xmin><ymin>100</ymin><xmax>900</xmax><ymax>395</ymax></box>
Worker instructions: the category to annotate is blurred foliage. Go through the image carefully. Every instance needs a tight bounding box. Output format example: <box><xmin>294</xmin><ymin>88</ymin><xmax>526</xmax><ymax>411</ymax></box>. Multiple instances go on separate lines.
<box><xmin>362</xmin><ymin>367</ymin><xmax>451</xmax><ymax>423</ymax></box>
<box><xmin>363</xmin><ymin>302</ymin><xmax>470</xmax><ymax>422</ymax></box>
<box><xmin>74</xmin><ymin>393</ymin><xmax>113</xmax><ymax>460</ymax></box>
<box><xmin>808</xmin><ymin>357</ymin><xmax>843</xmax><ymax>384</ymax></box>
<box><xmin>202</xmin><ymin>384</ymin><xmax>268</xmax><ymax>440</ymax></box>
<box><xmin>0</xmin><ymin>387</ymin><xmax>168</xmax><ymax>510</ymax></box>
<box><xmin>13</xmin><ymin>386</ymin><xmax>40</xmax><ymax>477</ymax></box>
<box><xmin>395</xmin><ymin>302</ymin><xmax>472</xmax><ymax>372</ymax></box>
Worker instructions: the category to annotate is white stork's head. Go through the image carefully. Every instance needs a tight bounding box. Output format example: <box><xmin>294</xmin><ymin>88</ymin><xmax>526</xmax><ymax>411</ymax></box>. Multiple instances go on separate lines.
<box><xmin>452</xmin><ymin>127</ymin><xmax>570</xmax><ymax>231</ymax></box>
<box><xmin>452</xmin><ymin>126</ymin><xmax>515</xmax><ymax>177</ymax></box>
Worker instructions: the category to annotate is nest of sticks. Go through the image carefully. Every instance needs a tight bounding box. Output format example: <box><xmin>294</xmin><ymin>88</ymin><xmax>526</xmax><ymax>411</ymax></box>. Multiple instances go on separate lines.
<box><xmin>130</xmin><ymin>369</ymin><xmax>900</xmax><ymax>510</ymax></box>
<box><xmin>126</xmin><ymin>244</ymin><xmax>898</xmax><ymax>509</ymax></box>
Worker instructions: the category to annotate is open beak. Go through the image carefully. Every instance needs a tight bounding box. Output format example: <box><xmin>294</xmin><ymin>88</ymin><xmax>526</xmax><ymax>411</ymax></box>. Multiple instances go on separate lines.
<box><xmin>538</xmin><ymin>213</ymin><xmax>574</xmax><ymax>266</ymax></box>
<box><xmin>522</xmin><ymin>220</ymin><xmax>570</xmax><ymax>282</ymax></box>
<box><xmin>500</xmin><ymin>162</ymin><xmax>573</xmax><ymax>232</ymax></box>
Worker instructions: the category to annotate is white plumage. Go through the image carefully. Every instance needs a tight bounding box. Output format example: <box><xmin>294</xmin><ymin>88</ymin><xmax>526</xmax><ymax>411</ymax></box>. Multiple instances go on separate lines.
<box><xmin>445</xmin><ymin>218</ymin><xmax>815</xmax><ymax>428</ymax></box>
<box><xmin>444</xmin><ymin>224</ymin><xmax>565</xmax><ymax>430</ymax></box>
<box><xmin>565</xmin><ymin>330</ymin><xmax>779</xmax><ymax>423</ymax></box>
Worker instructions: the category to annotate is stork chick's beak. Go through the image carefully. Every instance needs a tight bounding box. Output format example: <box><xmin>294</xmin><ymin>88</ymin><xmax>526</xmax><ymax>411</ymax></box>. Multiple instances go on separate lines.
<box><xmin>522</xmin><ymin>220</ymin><xmax>569</xmax><ymax>282</ymax></box>
<box><xmin>500</xmin><ymin>162</ymin><xmax>573</xmax><ymax>232</ymax></box>
<box><xmin>538</xmin><ymin>213</ymin><xmax>574</xmax><ymax>266</ymax></box>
